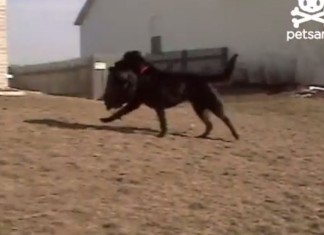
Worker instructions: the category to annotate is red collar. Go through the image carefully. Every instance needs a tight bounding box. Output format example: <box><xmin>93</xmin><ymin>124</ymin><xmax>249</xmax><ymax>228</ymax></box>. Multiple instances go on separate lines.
<box><xmin>139</xmin><ymin>65</ymin><xmax>150</xmax><ymax>75</ymax></box>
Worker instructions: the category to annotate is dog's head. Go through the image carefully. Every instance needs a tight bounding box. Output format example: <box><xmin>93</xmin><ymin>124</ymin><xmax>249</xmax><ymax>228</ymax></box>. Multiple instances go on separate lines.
<box><xmin>102</xmin><ymin>64</ymin><xmax>138</xmax><ymax>110</ymax></box>
<box><xmin>121</xmin><ymin>50</ymin><xmax>151</xmax><ymax>74</ymax></box>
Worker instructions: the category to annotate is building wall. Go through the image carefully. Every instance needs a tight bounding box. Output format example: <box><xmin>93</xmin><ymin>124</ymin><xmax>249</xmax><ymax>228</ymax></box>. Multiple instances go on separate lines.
<box><xmin>79</xmin><ymin>0</ymin><xmax>324</xmax><ymax>84</ymax></box>
<box><xmin>80</xmin><ymin>0</ymin><xmax>152</xmax><ymax>58</ymax></box>
<box><xmin>0</xmin><ymin>0</ymin><xmax>8</xmax><ymax>88</ymax></box>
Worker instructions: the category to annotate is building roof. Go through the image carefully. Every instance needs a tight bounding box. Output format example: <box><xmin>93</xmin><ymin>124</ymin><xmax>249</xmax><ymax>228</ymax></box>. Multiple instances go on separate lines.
<box><xmin>74</xmin><ymin>0</ymin><xmax>96</xmax><ymax>26</ymax></box>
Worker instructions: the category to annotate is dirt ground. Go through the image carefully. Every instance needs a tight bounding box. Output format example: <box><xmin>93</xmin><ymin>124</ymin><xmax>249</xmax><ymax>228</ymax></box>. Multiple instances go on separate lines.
<box><xmin>0</xmin><ymin>93</ymin><xmax>323</xmax><ymax>235</ymax></box>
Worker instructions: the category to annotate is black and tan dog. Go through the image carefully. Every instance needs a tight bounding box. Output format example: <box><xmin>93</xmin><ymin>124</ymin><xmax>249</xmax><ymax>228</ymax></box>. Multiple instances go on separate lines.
<box><xmin>100</xmin><ymin>51</ymin><xmax>239</xmax><ymax>140</ymax></box>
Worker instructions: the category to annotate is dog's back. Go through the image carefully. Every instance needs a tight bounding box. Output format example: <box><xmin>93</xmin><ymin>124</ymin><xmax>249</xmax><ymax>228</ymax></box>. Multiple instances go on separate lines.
<box><xmin>133</xmin><ymin>72</ymin><xmax>189</xmax><ymax>109</ymax></box>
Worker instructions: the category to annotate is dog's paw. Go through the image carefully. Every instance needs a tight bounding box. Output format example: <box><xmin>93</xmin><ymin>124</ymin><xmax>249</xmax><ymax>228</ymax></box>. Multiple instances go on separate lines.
<box><xmin>195</xmin><ymin>134</ymin><xmax>208</xmax><ymax>139</ymax></box>
<box><xmin>100</xmin><ymin>117</ymin><xmax>113</xmax><ymax>123</ymax></box>
<box><xmin>156</xmin><ymin>132</ymin><xmax>167</xmax><ymax>138</ymax></box>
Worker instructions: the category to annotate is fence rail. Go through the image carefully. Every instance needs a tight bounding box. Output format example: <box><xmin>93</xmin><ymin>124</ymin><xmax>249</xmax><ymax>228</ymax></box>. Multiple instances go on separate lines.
<box><xmin>146</xmin><ymin>47</ymin><xmax>228</xmax><ymax>73</ymax></box>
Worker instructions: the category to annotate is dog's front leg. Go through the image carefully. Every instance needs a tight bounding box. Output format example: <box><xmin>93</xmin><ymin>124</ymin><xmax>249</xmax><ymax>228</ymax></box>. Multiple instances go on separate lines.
<box><xmin>100</xmin><ymin>102</ymin><xmax>141</xmax><ymax>123</ymax></box>
<box><xmin>155</xmin><ymin>108</ymin><xmax>168</xmax><ymax>137</ymax></box>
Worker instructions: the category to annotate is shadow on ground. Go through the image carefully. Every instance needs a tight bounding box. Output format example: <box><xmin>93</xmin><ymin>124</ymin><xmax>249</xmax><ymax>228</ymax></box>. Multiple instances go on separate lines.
<box><xmin>24</xmin><ymin>119</ymin><xmax>232</xmax><ymax>142</ymax></box>
<box><xmin>24</xmin><ymin>118</ymin><xmax>190</xmax><ymax>138</ymax></box>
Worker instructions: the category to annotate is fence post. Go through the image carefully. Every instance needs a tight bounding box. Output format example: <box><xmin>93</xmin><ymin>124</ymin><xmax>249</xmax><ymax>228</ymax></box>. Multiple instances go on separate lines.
<box><xmin>165</xmin><ymin>62</ymin><xmax>174</xmax><ymax>71</ymax></box>
<box><xmin>221</xmin><ymin>47</ymin><xmax>228</xmax><ymax>69</ymax></box>
<box><xmin>92</xmin><ymin>60</ymin><xmax>108</xmax><ymax>100</ymax></box>
<box><xmin>181</xmin><ymin>50</ymin><xmax>188</xmax><ymax>71</ymax></box>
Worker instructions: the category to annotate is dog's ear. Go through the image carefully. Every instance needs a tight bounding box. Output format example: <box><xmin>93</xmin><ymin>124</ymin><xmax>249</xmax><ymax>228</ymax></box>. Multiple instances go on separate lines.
<box><xmin>123</xmin><ymin>50</ymin><xmax>144</xmax><ymax>62</ymax></box>
<box><xmin>124</xmin><ymin>50</ymin><xmax>142</xmax><ymax>57</ymax></box>
<box><xmin>113</xmin><ymin>60</ymin><xmax>124</xmax><ymax>68</ymax></box>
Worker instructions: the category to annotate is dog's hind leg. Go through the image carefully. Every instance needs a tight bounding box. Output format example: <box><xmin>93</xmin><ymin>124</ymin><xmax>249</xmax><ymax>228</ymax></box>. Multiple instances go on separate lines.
<box><xmin>191</xmin><ymin>103</ymin><xmax>213</xmax><ymax>138</ymax></box>
<box><xmin>202</xmin><ymin>85</ymin><xmax>239</xmax><ymax>140</ymax></box>
<box><xmin>154</xmin><ymin>108</ymin><xmax>168</xmax><ymax>138</ymax></box>
<box><xmin>209</xmin><ymin>105</ymin><xmax>239</xmax><ymax>140</ymax></box>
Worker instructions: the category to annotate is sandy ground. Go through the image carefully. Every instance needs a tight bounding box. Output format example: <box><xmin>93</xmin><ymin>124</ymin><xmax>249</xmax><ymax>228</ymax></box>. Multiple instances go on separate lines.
<box><xmin>0</xmin><ymin>93</ymin><xmax>324</xmax><ymax>235</ymax></box>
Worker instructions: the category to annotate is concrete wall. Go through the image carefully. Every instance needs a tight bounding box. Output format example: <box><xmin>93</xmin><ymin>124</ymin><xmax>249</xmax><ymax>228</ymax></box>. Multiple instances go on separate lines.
<box><xmin>78</xmin><ymin>0</ymin><xmax>324</xmax><ymax>85</ymax></box>
<box><xmin>0</xmin><ymin>0</ymin><xmax>8</xmax><ymax>88</ymax></box>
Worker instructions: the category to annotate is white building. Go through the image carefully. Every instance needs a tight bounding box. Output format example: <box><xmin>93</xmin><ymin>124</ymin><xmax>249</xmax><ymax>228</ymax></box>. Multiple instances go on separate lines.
<box><xmin>0</xmin><ymin>0</ymin><xmax>8</xmax><ymax>89</ymax></box>
<box><xmin>75</xmin><ymin>0</ymin><xmax>324</xmax><ymax>85</ymax></box>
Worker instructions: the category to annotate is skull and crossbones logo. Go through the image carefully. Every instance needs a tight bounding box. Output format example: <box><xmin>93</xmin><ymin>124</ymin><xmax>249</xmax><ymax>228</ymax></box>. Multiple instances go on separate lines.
<box><xmin>291</xmin><ymin>0</ymin><xmax>324</xmax><ymax>28</ymax></box>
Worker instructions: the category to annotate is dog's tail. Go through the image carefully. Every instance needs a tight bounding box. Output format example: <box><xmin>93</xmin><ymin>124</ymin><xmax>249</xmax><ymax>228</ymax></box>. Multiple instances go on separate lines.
<box><xmin>223</xmin><ymin>54</ymin><xmax>239</xmax><ymax>79</ymax></box>
<box><xmin>200</xmin><ymin>53</ymin><xmax>238</xmax><ymax>83</ymax></box>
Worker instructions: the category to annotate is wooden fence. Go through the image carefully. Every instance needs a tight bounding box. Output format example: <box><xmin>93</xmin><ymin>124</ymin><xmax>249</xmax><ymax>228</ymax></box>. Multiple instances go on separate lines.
<box><xmin>146</xmin><ymin>47</ymin><xmax>228</xmax><ymax>73</ymax></box>
<box><xmin>8</xmin><ymin>47</ymin><xmax>230</xmax><ymax>100</ymax></box>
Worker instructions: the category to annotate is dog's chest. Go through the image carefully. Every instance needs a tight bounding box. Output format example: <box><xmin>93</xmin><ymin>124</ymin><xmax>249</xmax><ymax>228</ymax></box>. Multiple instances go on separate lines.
<box><xmin>139</xmin><ymin>80</ymin><xmax>187</xmax><ymax>108</ymax></box>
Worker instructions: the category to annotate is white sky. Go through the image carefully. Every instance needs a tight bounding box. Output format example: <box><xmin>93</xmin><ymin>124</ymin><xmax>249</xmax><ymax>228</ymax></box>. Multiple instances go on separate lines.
<box><xmin>7</xmin><ymin>0</ymin><xmax>86</xmax><ymax>65</ymax></box>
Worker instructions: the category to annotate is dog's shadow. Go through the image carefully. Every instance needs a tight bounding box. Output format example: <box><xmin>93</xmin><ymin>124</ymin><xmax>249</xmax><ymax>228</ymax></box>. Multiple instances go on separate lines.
<box><xmin>24</xmin><ymin>119</ymin><xmax>232</xmax><ymax>142</ymax></box>
<box><xmin>23</xmin><ymin>118</ymin><xmax>188</xmax><ymax>138</ymax></box>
